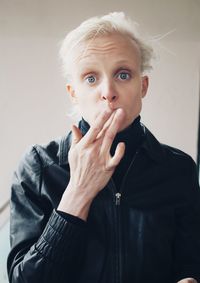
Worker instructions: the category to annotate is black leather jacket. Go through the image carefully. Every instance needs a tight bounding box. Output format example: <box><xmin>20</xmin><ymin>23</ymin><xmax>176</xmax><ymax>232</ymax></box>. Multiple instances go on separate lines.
<box><xmin>7</xmin><ymin>122</ymin><xmax>200</xmax><ymax>283</ymax></box>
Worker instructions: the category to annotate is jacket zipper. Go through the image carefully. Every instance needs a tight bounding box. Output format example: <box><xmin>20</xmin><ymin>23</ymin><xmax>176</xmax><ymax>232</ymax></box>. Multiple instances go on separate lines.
<box><xmin>112</xmin><ymin>149</ymin><xmax>140</xmax><ymax>283</ymax></box>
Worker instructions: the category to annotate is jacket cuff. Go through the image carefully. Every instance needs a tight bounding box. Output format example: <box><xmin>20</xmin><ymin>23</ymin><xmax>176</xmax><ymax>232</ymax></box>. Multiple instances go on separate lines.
<box><xmin>56</xmin><ymin>209</ymin><xmax>86</xmax><ymax>227</ymax></box>
<box><xmin>35</xmin><ymin>209</ymin><xmax>86</xmax><ymax>262</ymax></box>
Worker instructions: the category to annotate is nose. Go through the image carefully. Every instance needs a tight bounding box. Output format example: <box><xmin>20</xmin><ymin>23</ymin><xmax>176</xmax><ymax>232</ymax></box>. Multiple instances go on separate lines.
<box><xmin>101</xmin><ymin>80</ymin><xmax>118</xmax><ymax>103</ymax></box>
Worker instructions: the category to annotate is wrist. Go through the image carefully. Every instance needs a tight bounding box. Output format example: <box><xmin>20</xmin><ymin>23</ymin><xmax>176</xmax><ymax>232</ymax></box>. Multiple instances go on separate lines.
<box><xmin>57</xmin><ymin>184</ymin><xmax>93</xmax><ymax>221</ymax></box>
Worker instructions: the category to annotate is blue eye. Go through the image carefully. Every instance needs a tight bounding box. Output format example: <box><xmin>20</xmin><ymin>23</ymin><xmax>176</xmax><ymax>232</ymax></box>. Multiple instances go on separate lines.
<box><xmin>86</xmin><ymin>75</ymin><xmax>96</xmax><ymax>84</ymax></box>
<box><xmin>118</xmin><ymin>72</ymin><xmax>130</xmax><ymax>80</ymax></box>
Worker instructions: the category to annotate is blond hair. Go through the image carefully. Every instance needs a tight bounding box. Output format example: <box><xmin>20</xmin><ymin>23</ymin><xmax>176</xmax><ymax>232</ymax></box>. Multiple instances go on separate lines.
<box><xmin>59</xmin><ymin>12</ymin><xmax>154</xmax><ymax>81</ymax></box>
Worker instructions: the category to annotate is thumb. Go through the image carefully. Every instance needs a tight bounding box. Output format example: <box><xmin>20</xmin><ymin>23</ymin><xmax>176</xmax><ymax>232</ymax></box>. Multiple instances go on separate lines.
<box><xmin>71</xmin><ymin>125</ymin><xmax>82</xmax><ymax>146</ymax></box>
<box><xmin>108</xmin><ymin>142</ymin><xmax>125</xmax><ymax>169</ymax></box>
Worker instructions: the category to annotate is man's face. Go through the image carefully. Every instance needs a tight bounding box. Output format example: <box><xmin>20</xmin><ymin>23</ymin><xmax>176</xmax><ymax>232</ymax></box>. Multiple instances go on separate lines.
<box><xmin>67</xmin><ymin>33</ymin><xmax>148</xmax><ymax>131</ymax></box>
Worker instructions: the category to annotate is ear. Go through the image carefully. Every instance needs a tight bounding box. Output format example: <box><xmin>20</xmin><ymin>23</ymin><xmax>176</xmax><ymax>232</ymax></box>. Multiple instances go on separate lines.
<box><xmin>66</xmin><ymin>84</ymin><xmax>77</xmax><ymax>104</ymax></box>
<box><xmin>141</xmin><ymin>76</ymin><xmax>149</xmax><ymax>98</ymax></box>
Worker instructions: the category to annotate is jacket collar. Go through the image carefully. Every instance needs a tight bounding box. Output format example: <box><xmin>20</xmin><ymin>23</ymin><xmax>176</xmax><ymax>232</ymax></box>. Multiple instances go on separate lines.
<box><xmin>140</xmin><ymin>123</ymin><xmax>166</xmax><ymax>163</ymax></box>
<box><xmin>59</xmin><ymin>121</ymin><xmax>165</xmax><ymax>166</ymax></box>
<box><xmin>59</xmin><ymin>131</ymin><xmax>72</xmax><ymax>166</ymax></box>
<box><xmin>59</xmin><ymin>119</ymin><xmax>88</xmax><ymax>166</ymax></box>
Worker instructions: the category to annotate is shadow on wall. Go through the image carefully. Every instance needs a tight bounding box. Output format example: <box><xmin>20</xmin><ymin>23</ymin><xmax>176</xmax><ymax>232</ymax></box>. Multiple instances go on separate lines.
<box><xmin>0</xmin><ymin>221</ymin><xmax>9</xmax><ymax>283</ymax></box>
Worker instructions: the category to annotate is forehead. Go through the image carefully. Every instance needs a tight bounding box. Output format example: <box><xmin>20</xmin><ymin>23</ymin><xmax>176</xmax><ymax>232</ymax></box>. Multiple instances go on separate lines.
<box><xmin>71</xmin><ymin>33</ymin><xmax>141</xmax><ymax>68</ymax></box>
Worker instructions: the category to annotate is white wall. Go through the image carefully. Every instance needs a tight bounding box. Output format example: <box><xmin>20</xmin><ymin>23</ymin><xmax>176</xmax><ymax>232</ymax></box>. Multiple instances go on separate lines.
<box><xmin>1</xmin><ymin>0</ymin><xmax>200</xmax><ymax>210</ymax></box>
<box><xmin>142</xmin><ymin>41</ymin><xmax>200</xmax><ymax>159</ymax></box>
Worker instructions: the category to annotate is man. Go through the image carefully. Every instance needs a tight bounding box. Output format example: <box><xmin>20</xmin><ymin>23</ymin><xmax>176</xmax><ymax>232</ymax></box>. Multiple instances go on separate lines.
<box><xmin>7</xmin><ymin>12</ymin><xmax>200</xmax><ymax>283</ymax></box>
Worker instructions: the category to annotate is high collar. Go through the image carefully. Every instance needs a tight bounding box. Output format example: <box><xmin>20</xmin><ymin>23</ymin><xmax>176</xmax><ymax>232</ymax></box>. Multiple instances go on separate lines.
<box><xmin>79</xmin><ymin>115</ymin><xmax>142</xmax><ymax>137</ymax></box>
<box><xmin>78</xmin><ymin>116</ymin><xmax>145</xmax><ymax>155</ymax></box>
<box><xmin>59</xmin><ymin>118</ymin><xmax>166</xmax><ymax>166</ymax></box>
<box><xmin>110</xmin><ymin>116</ymin><xmax>144</xmax><ymax>156</ymax></box>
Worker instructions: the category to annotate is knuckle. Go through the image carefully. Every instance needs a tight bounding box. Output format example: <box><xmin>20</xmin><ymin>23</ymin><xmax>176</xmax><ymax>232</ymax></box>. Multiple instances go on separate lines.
<box><xmin>102</xmin><ymin>110</ymin><xmax>110</xmax><ymax>120</ymax></box>
<box><xmin>104</xmin><ymin>162</ymin><xmax>114</xmax><ymax>172</ymax></box>
<box><xmin>105</xmin><ymin>131</ymin><xmax>115</xmax><ymax>140</ymax></box>
<box><xmin>92</xmin><ymin>125</ymin><xmax>102</xmax><ymax>133</ymax></box>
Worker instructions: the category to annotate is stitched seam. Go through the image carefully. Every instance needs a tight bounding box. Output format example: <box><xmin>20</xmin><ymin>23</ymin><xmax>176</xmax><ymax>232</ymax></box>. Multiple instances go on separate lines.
<box><xmin>32</xmin><ymin>146</ymin><xmax>43</xmax><ymax>198</ymax></box>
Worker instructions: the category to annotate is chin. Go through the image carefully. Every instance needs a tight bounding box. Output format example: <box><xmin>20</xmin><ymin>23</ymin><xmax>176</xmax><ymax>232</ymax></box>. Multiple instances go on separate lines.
<box><xmin>118</xmin><ymin>123</ymin><xmax>128</xmax><ymax>132</ymax></box>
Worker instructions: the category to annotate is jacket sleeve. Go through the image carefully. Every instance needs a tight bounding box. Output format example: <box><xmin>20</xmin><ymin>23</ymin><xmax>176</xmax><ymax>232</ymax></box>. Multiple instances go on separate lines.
<box><xmin>173</xmin><ymin>158</ymin><xmax>200</xmax><ymax>283</ymax></box>
<box><xmin>7</xmin><ymin>146</ymin><xmax>87</xmax><ymax>283</ymax></box>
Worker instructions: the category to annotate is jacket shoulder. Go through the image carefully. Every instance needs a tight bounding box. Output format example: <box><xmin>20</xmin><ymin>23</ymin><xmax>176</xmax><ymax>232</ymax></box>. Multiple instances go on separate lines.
<box><xmin>159</xmin><ymin>143</ymin><xmax>198</xmax><ymax>179</ymax></box>
<box><xmin>18</xmin><ymin>137</ymin><xmax>59</xmax><ymax>168</ymax></box>
<box><xmin>14</xmin><ymin>135</ymin><xmax>69</xmax><ymax>194</ymax></box>
<box><xmin>161</xmin><ymin>143</ymin><xmax>196</xmax><ymax>163</ymax></box>
<box><xmin>143</xmin><ymin>125</ymin><xmax>196</xmax><ymax>168</ymax></box>
<box><xmin>33</xmin><ymin>136</ymin><xmax>63</xmax><ymax>166</ymax></box>
<box><xmin>25</xmin><ymin>131</ymin><xmax>72</xmax><ymax>166</ymax></box>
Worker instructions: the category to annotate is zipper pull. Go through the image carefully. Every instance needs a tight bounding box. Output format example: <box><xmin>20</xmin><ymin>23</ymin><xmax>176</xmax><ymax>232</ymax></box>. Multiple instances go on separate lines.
<box><xmin>115</xmin><ymin>192</ymin><xmax>121</xmax><ymax>206</ymax></box>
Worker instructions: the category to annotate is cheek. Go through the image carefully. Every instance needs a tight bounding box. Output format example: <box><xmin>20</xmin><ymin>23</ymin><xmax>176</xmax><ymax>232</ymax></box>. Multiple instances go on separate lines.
<box><xmin>78</xmin><ymin>96</ymin><xmax>98</xmax><ymax>110</ymax></box>
<box><xmin>121</xmin><ymin>88</ymin><xmax>141</xmax><ymax>105</ymax></box>
<box><xmin>76</xmin><ymin>85</ymin><xmax>98</xmax><ymax>103</ymax></box>
<box><xmin>121</xmin><ymin>90</ymin><xmax>142</xmax><ymax>116</ymax></box>
<box><xmin>75</xmin><ymin>89</ymin><xmax>99</xmax><ymax>118</ymax></box>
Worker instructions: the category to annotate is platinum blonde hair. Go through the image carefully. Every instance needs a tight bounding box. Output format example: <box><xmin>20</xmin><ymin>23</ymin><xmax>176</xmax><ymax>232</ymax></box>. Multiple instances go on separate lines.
<box><xmin>59</xmin><ymin>12</ymin><xmax>154</xmax><ymax>82</ymax></box>
<box><xmin>59</xmin><ymin>12</ymin><xmax>154</xmax><ymax>121</ymax></box>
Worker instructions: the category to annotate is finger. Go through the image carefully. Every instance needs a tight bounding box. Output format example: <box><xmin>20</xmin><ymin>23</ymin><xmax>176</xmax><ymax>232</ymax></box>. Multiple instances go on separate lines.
<box><xmin>71</xmin><ymin>125</ymin><xmax>83</xmax><ymax>146</ymax></box>
<box><xmin>177</xmin><ymin>279</ymin><xmax>197</xmax><ymax>283</ymax></box>
<box><xmin>82</xmin><ymin>109</ymin><xmax>113</xmax><ymax>145</ymax></box>
<box><xmin>101</xmin><ymin>108</ymin><xmax>125</xmax><ymax>154</ymax></box>
<box><xmin>95</xmin><ymin>112</ymin><xmax>115</xmax><ymax>140</ymax></box>
<box><xmin>107</xmin><ymin>142</ymin><xmax>125</xmax><ymax>170</ymax></box>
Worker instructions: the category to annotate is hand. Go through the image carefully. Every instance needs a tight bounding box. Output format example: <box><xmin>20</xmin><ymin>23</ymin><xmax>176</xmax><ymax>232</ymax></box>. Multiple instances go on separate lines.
<box><xmin>58</xmin><ymin>108</ymin><xmax>126</xmax><ymax>220</ymax></box>
<box><xmin>177</xmin><ymin>278</ymin><xmax>198</xmax><ymax>283</ymax></box>
<box><xmin>68</xmin><ymin>108</ymin><xmax>125</xmax><ymax>198</ymax></box>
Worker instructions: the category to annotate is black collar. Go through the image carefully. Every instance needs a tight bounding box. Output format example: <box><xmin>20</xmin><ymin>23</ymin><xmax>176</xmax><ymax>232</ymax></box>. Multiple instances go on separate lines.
<box><xmin>59</xmin><ymin>120</ymin><xmax>165</xmax><ymax>166</ymax></box>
